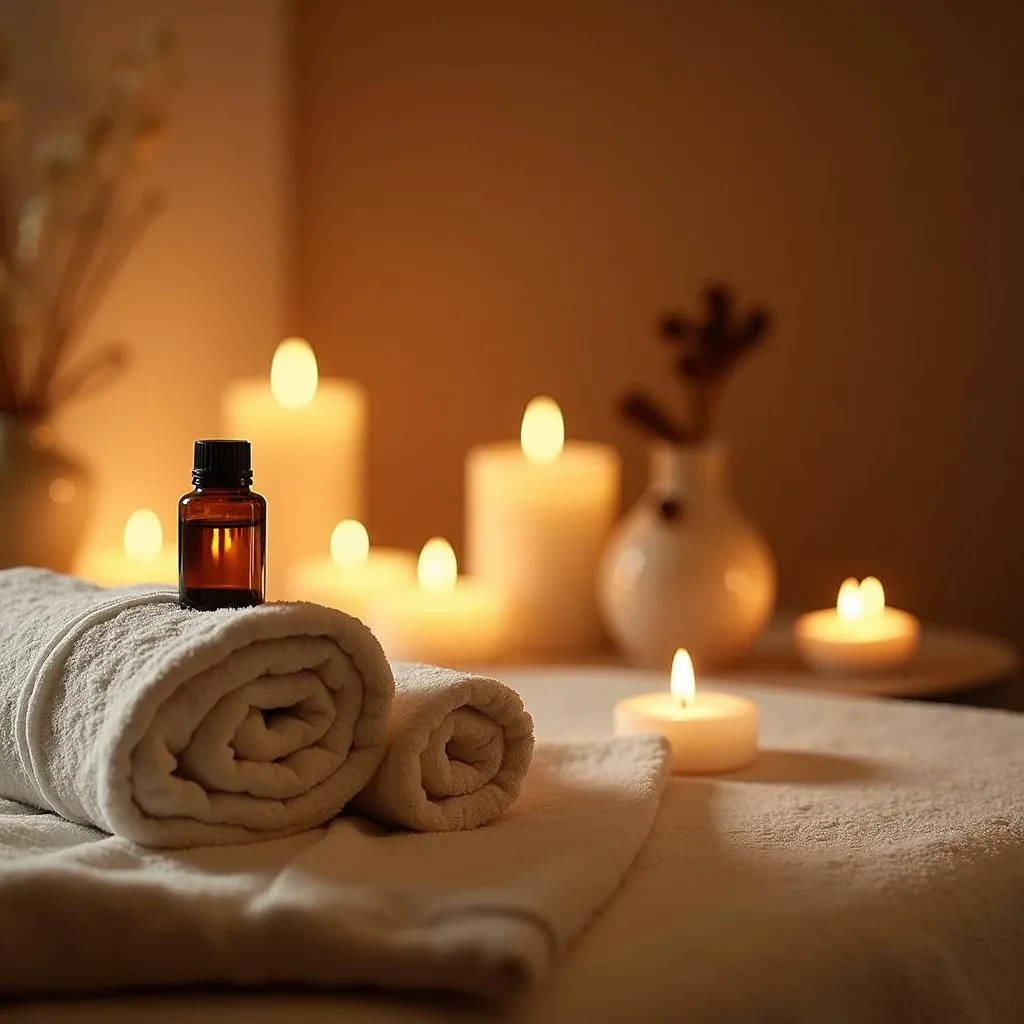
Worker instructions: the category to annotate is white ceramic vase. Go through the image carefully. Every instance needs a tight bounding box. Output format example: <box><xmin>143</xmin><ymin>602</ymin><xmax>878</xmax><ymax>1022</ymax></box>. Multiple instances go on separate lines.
<box><xmin>0</xmin><ymin>416</ymin><xmax>92</xmax><ymax>573</ymax></box>
<box><xmin>597</xmin><ymin>441</ymin><xmax>776</xmax><ymax>670</ymax></box>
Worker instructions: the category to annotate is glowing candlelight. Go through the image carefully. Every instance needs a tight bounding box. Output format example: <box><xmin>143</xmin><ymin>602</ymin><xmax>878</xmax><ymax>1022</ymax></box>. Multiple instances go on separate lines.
<box><xmin>223</xmin><ymin>337</ymin><xmax>367</xmax><ymax>596</ymax></box>
<box><xmin>286</xmin><ymin>519</ymin><xmax>416</xmax><ymax>623</ymax></box>
<box><xmin>330</xmin><ymin>519</ymin><xmax>370</xmax><ymax>569</ymax></box>
<box><xmin>123</xmin><ymin>508</ymin><xmax>163</xmax><ymax>564</ymax></box>
<box><xmin>270</xmin><ymin>337</ymin><xmax>319</xmax><ymax>409</ymax></box>
<box><xmin>369</xmin><ymin>538</ymin><xmax>508</xmax><ymax>665</ymax></box>
<box><xmin>520</xmin><ymin>395</ymin><xmax>565</xmax><ymax>464</ymax></box>
<box><xmin>78</xmin><ymin>508</ymin><xmax>176</xmax><ymax>587</ymax></box>
<box><xmin>670</xmin><ymin>647</ymin><xmax>696</xmax><ymax>709</ymax></box>
<box><xmin>614</xmin><ymin>647</ymin><xmax>759</xmax><ymax>773</ymax></box>
<box><xmin>466</xmin><ymin>395</ymin><xmax>619</xmax><ymax>656</ymax></box>
<box><xmin>794</xmin><ymin>577</ymin><xmax>920</xmax><ymax>674</ymax></box>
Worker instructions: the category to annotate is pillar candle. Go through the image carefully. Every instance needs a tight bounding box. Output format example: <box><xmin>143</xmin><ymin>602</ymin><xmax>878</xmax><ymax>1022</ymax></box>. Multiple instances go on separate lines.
<box><xmin>77</xmin><ymin>508</ymin><xmax>178</xmax><ymax>588</ymax></box>
<box><xmin>222</xmin><ymin>338</ymin><xmax>366</xmax><ymax>597</ymax></box>
<box><xmin>613</xmin><ymin>649</ymin><xmax>759</xmax><ymax>774</ymax></box>
<box><xmin>286</xmin><ymin>519</ymin><xmax>417</xmax><ymax>626</ymax></box>
<box><xmin>466</xmin><ymin>397</ymin><xmax>620</xmax><ymax>657</ymax></box>
<box><xmin>793</xmin><ymin>576</ymin><xmax>920</xmax><ymax>674</ymax></box>
<box><xmin>369</xmin><ymin>538</ymin><xmax>508</xmax><ymax>665</ymax></box>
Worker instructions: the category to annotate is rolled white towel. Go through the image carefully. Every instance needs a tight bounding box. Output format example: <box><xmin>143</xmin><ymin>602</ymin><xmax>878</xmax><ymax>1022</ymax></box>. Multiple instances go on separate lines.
<box><xmin>353</xmin><ymin>662</ymin><xmax>534</xmax><ymax>831</ymax></box>
<box><xmin>0</xmin><ymin>568</ymin><xmax>393</xmax><ymax>847</ymax></box>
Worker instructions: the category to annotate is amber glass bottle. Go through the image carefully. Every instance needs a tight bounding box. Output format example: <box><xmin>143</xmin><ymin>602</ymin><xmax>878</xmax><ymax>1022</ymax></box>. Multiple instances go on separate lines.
<box><xmin>178</xmin><ymin>440</ymin><xmax>266</xmax><ymax>610</ymax></box>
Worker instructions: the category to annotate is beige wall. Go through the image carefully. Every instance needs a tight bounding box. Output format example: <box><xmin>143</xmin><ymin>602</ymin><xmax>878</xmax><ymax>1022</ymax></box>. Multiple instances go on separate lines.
<box><xmin>2</xmin><ymin>0</ymin><xmax>290</xmax><ymax>552</ymax></box>
<box><xmin>294</xmin><ymin>0</ymin><xmax>1024</xmax><ymax>651</ymax></box>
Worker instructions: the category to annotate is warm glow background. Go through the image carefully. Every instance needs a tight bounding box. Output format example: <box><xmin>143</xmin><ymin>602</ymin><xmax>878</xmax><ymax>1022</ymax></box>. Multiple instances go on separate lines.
<box><xmin>5</xmin><ymin>1</ymin><xmax>1022</xmax><ymax>653</ymax></box>
<box><xmin>0</xmin><ymin>0</ymin><xmax>289</xmax><ymax>551</ymax></box>
<box><xmin>293</xmin><ymin>0</ymin><xmax>1024</xmax><ymax>649</ymax></box>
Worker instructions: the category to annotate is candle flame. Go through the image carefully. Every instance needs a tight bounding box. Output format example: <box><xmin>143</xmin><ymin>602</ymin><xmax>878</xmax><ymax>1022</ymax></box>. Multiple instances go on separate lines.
<box><xmin>859</xmin><ymin>576</ymin><xmax>885</xmax><ymax>618</ymax></box>
<box><xmin>417</xmin><ymin>537</ymin><xmax>457</xmax><ymax>592</ymax></box>
<box><xmin>836</xmin><ymin>577</ymin><xmax>886</xmax><ymax>622</ymax></box>
<box><xmin>836</xmin><ymin>577</ymin><xmax>862</xmax><ymax>621</ymax></box>
<box><xmin>670</xmin><ymin>648</ymin><xmax>696</xmax><ymax>709</ymax></box>
<box><xmin>270</xmin><ymin>337</ymin><xmax>319</xmax><ymax>409</ymax></box>
<box><xmin>331</xmin><ymin>519</ymin><xmax>370</xmax><ymax>569</ymax></box>
<box><xmin>520</xmin><ymin>395</ymin><xmax>564</xmax><ymax>464</ymax></box>
<box><xmin>123</xmin><ymin>509</ymin><xmax>162</xmax><ymax>563</ymax></box>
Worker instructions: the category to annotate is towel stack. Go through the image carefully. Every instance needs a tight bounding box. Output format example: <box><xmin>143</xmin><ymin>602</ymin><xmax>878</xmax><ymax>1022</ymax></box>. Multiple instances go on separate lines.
<box><xmin>0</xmin><ymin>568</ymin><xmax>537</xmax><ymax>847</ymax></box>
<box><xmin>0</xmin><ymin>568</ymin><xmax>668</xmax><ymax>1003</ymax></box>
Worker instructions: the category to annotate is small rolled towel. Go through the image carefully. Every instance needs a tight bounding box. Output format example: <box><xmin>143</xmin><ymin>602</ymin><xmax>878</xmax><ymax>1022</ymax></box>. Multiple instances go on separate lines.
<box><xmin>0</xmin><ymin>568</ymin><xmax>393</xmax><ymax>848</ymax></box>
<box><xmin>352</xmin><ymin>662</ymin><xmax>535</xmax><ymax>831</ymax></box>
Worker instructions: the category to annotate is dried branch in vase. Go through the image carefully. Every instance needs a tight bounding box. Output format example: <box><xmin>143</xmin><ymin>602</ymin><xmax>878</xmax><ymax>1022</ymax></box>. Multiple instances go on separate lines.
<box><xmin>619</xmin><ymin>283</ymin><xmax>772</xmax><ymax>445</ymax></box>
<box><xmin>0</xmin><ymin>25</ymin><xmax>178</xmax><ymax>419</ymax></box>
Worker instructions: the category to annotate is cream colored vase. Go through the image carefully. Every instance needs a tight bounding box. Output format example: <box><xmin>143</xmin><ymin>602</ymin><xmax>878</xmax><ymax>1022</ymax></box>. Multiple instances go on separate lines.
<box><xmin>0</xmin><ymin>416</ymin><xmax>92</xmax><ymax>573</ymax></box>
<box><xmin>598</xmin><ymin>442</ymin><xmax>775</xmax><ymax>670</ymax></box>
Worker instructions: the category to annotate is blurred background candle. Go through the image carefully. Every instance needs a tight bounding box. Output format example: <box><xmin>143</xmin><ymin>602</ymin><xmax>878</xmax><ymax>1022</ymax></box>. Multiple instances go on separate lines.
<box><xmin>466</xmin><ymin>397</ymin><xmax>620</xmax><ymax>657</ymax></box>
<box><xmin>613</xmin><ymin>648</ymin><xmax>759</xmax><ymax>773</ymax></box>
<box><xmin>370</xmin><ymin>537</ymin><xmax>507</xmax><ymax>665</ymax></box>
<box><xmin>793</xmin><ymin>576</ymin><xmax>921</xmax><ymax>674</ymax></box>
<box><xmin>286</xmin><ymin>519</ymin><xmax>416</xmax><ymax>625</ymax></box>
<box><xmin>222</xmin><ymin>338</ymin><xmax>367</xmax><ymax>597</ymax></box>
<box><xmin>77</xmin><ymin>508</ymin><xmax>177</xmax><ymax>588</ymax></box>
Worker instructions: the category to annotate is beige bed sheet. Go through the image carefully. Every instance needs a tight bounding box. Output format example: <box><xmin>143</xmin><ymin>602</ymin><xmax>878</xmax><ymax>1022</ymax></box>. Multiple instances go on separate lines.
<box><xmin>6</xmin><ymin>668</ymin><xmax>1024</xmax><ymax>1024</ymax></box>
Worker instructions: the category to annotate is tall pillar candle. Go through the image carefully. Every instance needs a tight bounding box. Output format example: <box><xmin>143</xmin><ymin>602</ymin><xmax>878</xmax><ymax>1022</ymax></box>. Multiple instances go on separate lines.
<box><xmin>466</xmin><ymin>397</ymin><xmax>620</xmax><ymax>656</ymax></box>
<box><xmin>222</xmin><ymin>338</ymin><xmax>366</xmax><ymax>597</ymax></box>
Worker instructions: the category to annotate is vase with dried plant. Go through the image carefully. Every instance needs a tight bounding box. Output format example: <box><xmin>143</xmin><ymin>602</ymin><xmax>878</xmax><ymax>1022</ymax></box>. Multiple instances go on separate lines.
<box><xmin>0</xmin><ymin>28</ymin><xmax>176</xmax><ymax>573</ymax></box>
<box><xmin>598</xmin><ymin>284</ymin><xmax>777</xmax><ymax>670</ymax></box>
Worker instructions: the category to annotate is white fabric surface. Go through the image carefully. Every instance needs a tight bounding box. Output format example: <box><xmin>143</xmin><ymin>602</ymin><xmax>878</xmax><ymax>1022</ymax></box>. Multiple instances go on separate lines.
<box><xmin>0</xmin><ymin>568</ymin><xmax>394</xmax><ymax>847</ymax></box>
<box><xmin>3</xmin><ymin>667</ymin><xmax>1024</xmax><ymax>1022</ymax></box>
<box><xmin>355</xmin><ymin>662</ymin><xmax>535</xmax><ymax>831</ymax></box>
<box><xmin>0</xmin><ymin>734</ymin><xmax>669</xmax><ymax>1000</ymax></box>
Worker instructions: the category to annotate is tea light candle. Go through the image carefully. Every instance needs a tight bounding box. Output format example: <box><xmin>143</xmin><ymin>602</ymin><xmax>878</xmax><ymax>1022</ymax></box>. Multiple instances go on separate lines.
<box><xmin>369</xmin><ymin>538</ymin><xmax>508</xmax><ymax>665</ymax></box>
<box><xmin>77</xmin><ymin>508</ymin><xmax>177</xmax><ymax>588</ymax></box>
<box><xmin>222</xmin><ymin>338</ymin><xmax>367</xmax><ymax>597</ymax></box>
<box><xmin>614</xmin><ymin>649</ymin><xmax>758</xmax><ymax>774</ymax></box>
<box><xmin>793</xmin><ymin>576</ymin><xmax>920</xmax><ymax>674</ymax></box>
<box><xmin>286</xmin><ymin>519</ymin><xmax>417</xmax><ymax>626</ymax></box>
<box><xmin>466</xmin><ymin>397</ymin><xmax>620</xmax><ymax>656</ymax></box>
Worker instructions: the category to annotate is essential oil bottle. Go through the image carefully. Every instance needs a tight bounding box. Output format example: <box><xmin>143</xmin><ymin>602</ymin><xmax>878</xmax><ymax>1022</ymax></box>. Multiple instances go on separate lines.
<box><xmin>179</xmin><ymin>440</ymin><xmax>266</xmax><ymax>610</ymax></box>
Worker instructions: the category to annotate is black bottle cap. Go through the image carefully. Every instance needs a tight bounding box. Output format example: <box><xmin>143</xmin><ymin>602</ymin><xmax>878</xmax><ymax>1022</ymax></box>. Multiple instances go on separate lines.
<box><xmin>192</xmin><ymin>439</ymin><xmax>253</xmax><ymax>487</ymax></box>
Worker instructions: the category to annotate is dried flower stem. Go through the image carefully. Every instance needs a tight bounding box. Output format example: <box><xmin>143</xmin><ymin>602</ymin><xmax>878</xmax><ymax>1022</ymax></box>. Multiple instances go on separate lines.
<box><xmin>48</xmin><ymin>338</ymin><xmax>128</xmax><ymax>408</ymax></box>
<box><xmin>30</xmin><ymin>175</ymin><xmax>118</xmax><ymax>408</ymax></box>
<box><xmin>0</xmin><ymin>27</ymin><xmax>176</xmax><ymax>418</ymax></box>
<box><xmin>690</xmin><ymin>378</ymin><xmax>717</xmax><ymax>441</ymax></box>
<box><xmin>619</xmin><ymin>284</ymin><xmax>772</xmax><ymax>446</ymax></box>
<box><xmin>620</xmin><ymin>391</ymin><xmax>686</xmax><ymax>443</ymax></box>
<box><xmin>64</xmin><ymin>189</ymin><xmax>163</xmax><ymax>351</ymax></box>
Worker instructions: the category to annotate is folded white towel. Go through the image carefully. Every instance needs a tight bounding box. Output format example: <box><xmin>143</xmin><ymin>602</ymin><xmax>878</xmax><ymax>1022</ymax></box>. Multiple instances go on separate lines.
<box><xmin>0</xmin><ymin>568</ymin><xmax>394</xmax><ymax>848</ymax></box>
<box><xmin>0</xmin><ymin>735</ymin><xmax>669</xmax><ymax>1001</ymax></box>
<box><xmin>355</xmin><ymin>662</ymin><xmax>535</xmax><ymax>831</ymax></box>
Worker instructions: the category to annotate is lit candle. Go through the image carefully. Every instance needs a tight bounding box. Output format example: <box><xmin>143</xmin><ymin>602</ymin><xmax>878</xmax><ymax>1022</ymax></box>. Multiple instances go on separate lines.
<box><xmin>222</xmin><ymin>337</ymin><xmax>367</xmax><ymax>597</ymax></box>
<box><xmin>613</xmin><ymin>648</ymin><xmax>759</xmax><ymax>774</ymax></box>
<box><xmin>77</xmin><ymin>508</ymin><xmax>178</xmax><ymax>588</ymax></box>
<box><xmin>286</xmin><ymin>519</ymin><xmax>417</xmax><ymax>625</ymax></box>
<box><xmin>369</xmin><ymin>537</ymin><xmax>508</xmax><ymax>665</ymax></box>
<box><xmin>465</xmin><ymin>396</ymin><xmax>620</xmax><ymax>656</ymax></box>
<box><xmin>793</xmin><ymin>577</ymin><xmax>920</xmax><ymax>674</ymax></box>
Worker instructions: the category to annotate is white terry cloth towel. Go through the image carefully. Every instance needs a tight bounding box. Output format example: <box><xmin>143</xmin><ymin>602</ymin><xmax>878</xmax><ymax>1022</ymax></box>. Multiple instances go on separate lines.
<box><xmin>352</xmin><ymin>662</ymin><xmax>535</xmax><ymax>831</ymax></box>
<box><xmin>0</xmin><ymin>735</ymin><xmax>669</xmax><ymax>1001</ymax></box>
<box><xmin>0</xmin><ymin>568</ymin><xmax>394</xmax><ymax>848</ymax></box>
